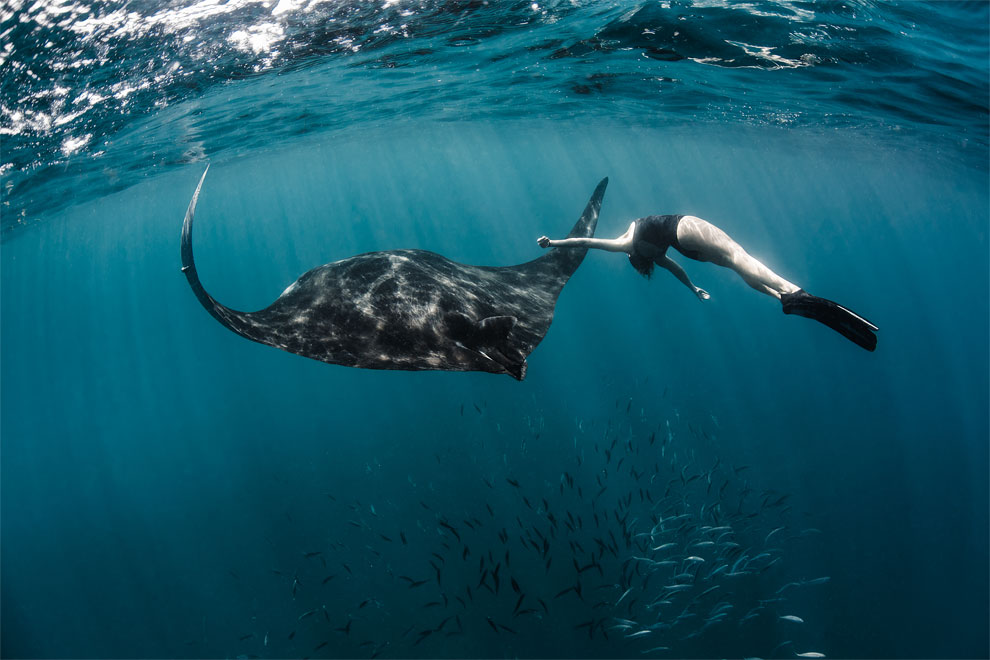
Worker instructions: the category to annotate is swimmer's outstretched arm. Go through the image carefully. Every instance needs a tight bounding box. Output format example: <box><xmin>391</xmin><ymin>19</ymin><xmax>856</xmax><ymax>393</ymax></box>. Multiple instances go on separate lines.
<box><xmin>537</xmin><ymin>222</ymin><xmax>635</xmax><ymax>253</ymax></box>
<box><xmin>658</xmin><ymin>256</ymin><xmax>710</xmax><ymax>301</ymax></box>
<box><xmin>536</xmin><ymin>236</ymin><xmax>627</xmax><ymax>251</ymax></box>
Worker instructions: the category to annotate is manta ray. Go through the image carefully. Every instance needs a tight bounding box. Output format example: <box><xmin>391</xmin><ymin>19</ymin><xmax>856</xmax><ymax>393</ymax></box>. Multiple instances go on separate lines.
<box><xmin>180</xmin><ymin>168</ymin><xmax>607</xmax><ymax>380</ymax></box>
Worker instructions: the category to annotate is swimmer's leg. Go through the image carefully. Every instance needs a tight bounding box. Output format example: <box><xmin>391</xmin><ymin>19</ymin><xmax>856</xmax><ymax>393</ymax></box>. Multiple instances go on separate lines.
<box><xmin>674</xmin><ymin>217</ymin><xmax>877</xmax><ymax>350</ymax></box>
<box><xmin>674</xmin><ymin>215</ymin><xmax>800</xmax><ymax>299</ymax></box>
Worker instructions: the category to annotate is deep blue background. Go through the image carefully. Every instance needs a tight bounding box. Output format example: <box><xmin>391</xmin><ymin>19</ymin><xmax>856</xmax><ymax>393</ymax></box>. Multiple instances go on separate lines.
<box><xmin>2</xmin><ymin>123</ymin><xmax>987</xmax><ymax>658</ymax></box>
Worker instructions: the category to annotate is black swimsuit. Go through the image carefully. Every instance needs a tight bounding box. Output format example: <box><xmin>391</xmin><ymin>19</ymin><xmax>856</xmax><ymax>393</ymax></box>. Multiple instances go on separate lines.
<box><xmin>634</xmin><ymin>215</ymin><xmax>688</xmax><ymax>258</ymax></box>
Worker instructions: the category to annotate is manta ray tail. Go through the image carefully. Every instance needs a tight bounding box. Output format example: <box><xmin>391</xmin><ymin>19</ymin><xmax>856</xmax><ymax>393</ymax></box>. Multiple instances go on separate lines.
<box><xmin>180</xmin><ymin>166</ymin><xmax>257</xmax><ymax>339</ymax></box>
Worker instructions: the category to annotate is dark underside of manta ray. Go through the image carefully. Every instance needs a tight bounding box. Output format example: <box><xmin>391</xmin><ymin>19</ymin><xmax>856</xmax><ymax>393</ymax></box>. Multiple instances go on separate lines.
<box><xmin>180</xmin><ymin>168</ymin><xmax>606</xmax><ymax>380</ymax></box>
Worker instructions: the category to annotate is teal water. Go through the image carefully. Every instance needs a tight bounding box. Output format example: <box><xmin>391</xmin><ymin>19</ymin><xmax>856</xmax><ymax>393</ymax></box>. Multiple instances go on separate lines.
<box><xmin>2</xmin><ymin>2</ymin><xmax>989</xmax><ymax>659</ymax></box>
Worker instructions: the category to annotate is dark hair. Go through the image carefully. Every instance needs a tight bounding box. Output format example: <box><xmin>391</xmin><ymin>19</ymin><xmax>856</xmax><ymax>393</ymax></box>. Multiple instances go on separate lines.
<box><xmin>628</xmin><ymin>252</ymin><xmax>655</xmax><ymax>278</ymax></box>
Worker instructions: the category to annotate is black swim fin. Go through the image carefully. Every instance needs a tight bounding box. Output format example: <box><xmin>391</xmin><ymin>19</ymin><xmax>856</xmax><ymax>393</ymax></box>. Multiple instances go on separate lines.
<box><xmin>781</xmin><ymin>289</ymin><xmax>879</xmax><ymax>351</ymax></box>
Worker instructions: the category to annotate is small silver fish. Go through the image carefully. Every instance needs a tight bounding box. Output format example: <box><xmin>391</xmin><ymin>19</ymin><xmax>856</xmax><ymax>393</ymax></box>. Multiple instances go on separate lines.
<box><xmin>777</xmin><ymin>582</ymin><xmax>800</xmax><ymax>594</ymax></box>
<box><xmin>616</xmin><ymin>587</ymin><xmax>634</xmax><ymax>606</ymax></box>
<box><xmin>795</xmin><ymin>653</ymin><xmax>825</xmax><ymax>658</ymax></box>
<box><xmin>765</xmin><ymin>526</ymin><xmax>785</xmax><ymax>544</ymax></box>
<box><xmin>780</xmin><ymin>615</ymin><xmax>805</xmax><ymax>624</ymax></box>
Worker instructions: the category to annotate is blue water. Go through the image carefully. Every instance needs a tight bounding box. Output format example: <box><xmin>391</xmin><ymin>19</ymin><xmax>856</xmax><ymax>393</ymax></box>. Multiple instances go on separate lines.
<box><xmin>2</xmin><ymin>2</ymin><xmax>988</xmax><ymax>659</ymax></box>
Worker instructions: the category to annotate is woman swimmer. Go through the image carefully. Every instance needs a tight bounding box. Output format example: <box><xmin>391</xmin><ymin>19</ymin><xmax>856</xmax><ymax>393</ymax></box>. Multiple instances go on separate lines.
<box><xmin>537</xmin><ymin>213</ymin><xmax>878</xmax><ymax>351</ymax></box>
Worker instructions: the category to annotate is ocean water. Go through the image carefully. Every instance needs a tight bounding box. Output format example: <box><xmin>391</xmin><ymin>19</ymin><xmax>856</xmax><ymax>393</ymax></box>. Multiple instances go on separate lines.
<box><xmin>1</xmin><ymin>2</ymin><xmax>988</xmax><ymax>659</ymax></box>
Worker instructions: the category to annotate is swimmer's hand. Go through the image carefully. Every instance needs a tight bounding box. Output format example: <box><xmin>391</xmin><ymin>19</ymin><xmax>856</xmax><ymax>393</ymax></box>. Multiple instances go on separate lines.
<box><xmin>537</xmin><ymin>236</ymin><xmax>552</xmax><ymax>248</ymax></box>
<box><xmin>695</xmin><ymin>287</ymin><xmax>710</xmax><ymax>301</ymax></box>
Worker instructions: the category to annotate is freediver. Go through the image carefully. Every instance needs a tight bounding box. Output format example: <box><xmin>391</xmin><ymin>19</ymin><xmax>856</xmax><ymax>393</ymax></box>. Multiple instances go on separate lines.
<box><xmin>537</xmin><ymin>213</ymin><xmax>878</xmax><ymax>350</ymax></box>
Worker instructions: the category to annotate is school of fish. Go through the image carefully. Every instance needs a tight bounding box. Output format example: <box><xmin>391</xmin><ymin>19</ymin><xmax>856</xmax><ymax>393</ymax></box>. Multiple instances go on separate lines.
<box><xmin>221</xmin><ymin>392</ymin><xmax>830</xmax><ymax>659</ymax></box>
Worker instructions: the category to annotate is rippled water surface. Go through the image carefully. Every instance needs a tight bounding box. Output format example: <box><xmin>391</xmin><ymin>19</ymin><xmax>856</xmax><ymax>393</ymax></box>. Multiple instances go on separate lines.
<box><xmin>2</xmin><ymin>0</ymin><xmax>987</xmax><ymax>230</ymax></box>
